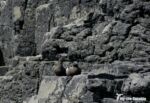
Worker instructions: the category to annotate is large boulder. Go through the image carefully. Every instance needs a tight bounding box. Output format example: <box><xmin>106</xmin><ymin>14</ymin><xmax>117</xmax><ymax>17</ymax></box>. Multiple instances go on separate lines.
<box><xmin>121</xmin><ymin>73</ymin><xmax>150</xmax><ymax>97</ymax></box>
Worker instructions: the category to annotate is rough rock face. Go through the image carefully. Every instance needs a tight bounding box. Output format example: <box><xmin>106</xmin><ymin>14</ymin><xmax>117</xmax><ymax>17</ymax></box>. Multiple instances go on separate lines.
<box><xmin>0</xmin><ymin>0</ymin><xmax>150</xmax><ymax>103</ymax></box>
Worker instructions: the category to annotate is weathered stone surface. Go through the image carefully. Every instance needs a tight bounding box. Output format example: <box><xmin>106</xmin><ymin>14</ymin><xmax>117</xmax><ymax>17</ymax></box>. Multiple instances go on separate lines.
<box><xmin>1</xmin><ymin>60</ymin><xmax>150</xmax><ymax>102</ymax></box>
<box><xmin>0</xmin><ymin>61</ymin><xmax>40</xmax><ymax>103</ymax></box>
<box><xmin>0</xmin><ymin>66</ymin><xmax>10</xmax><ymax>76</ymax></box>
<box><xmin>0</xmin><ymin>0</ymin><xmax>150</xmax><ymax>63</ymax></box>
<box><xmin>121</xmin><ymin>73</ymin><xmax>150</xmax><ymax>97</ymax></box>
<box><xmin>0</xmin><ymin>0</ymin><xmax>150</xmax><ymax>102</ymax></box>
<box><xmin>0</xmin><ymin>25</ymin><xmax>15</xmax><ymax>64</ymax></box>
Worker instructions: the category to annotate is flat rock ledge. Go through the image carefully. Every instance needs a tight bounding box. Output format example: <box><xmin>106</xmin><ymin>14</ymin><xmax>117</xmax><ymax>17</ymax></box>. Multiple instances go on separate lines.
<box><xmin>0</xmin><ymin>60</ymin><xmax>149</xmax><ymax>103</ymax></box>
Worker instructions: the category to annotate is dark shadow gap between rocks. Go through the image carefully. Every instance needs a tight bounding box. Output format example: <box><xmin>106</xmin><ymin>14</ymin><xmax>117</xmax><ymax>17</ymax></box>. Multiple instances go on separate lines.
<box><xmin>0</xmin><ymin>49</ymin><xmax>5</xmax><ymax>66</ymax></box>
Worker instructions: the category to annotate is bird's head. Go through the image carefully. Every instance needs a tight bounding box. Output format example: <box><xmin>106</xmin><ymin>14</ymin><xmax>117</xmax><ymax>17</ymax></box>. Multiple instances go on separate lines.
<box><xmin>72</xmin><ymin>61</ymin><xmax>78</xmax><ymax>67</ymax></box>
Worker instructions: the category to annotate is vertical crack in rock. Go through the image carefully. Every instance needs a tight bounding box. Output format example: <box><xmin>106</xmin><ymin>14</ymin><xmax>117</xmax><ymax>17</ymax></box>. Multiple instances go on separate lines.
<box><xmin>35</xmin><ymin>61</ymin><xmax>45</xmax><ymax>95</ymax></box>
<box><xmin>0</xmin><ymin>49</ymin><xmax>5</xmax><ymax>66</ymax></box>
<box><xmin>48</xmin><ymin>19</ymin><xmax>51</xmax><ymax>32</ymax></box>
<box><xmin>24</xmin><ymin>0</ymin><xmax>28</xmax><ymax>10</ymax></box>
<box><xmin>48</xmin><ymin>14</ymin><xmax>54</xmax><ymax>32</ymax></box>
<box><xmin>58</xmin><ymin>77</ymin><xmax>72</xmax><ymax>103</ymax></box>
<box><xmin>36</xmin><ymin>66</ymin><xmax>41</xmax><ymax>95</ymax></box>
